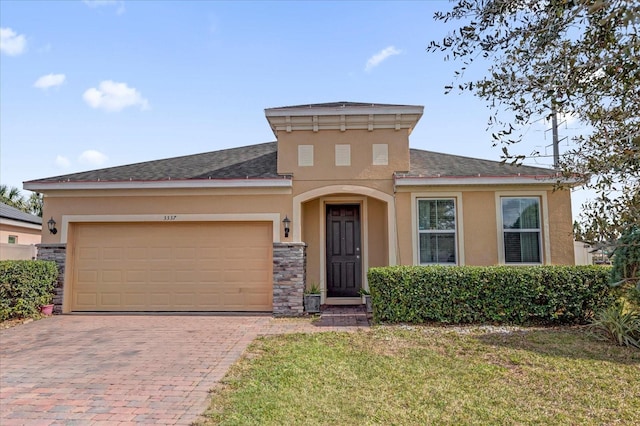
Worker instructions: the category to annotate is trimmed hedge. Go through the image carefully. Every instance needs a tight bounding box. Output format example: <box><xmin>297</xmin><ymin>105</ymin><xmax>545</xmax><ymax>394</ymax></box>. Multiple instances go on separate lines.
<box><xmin>0</xmin><ymin>260</ymin><xmax>58</xmax><ymax>321</ymax></box>
<box><xmin>368</xmin><ymin>265</ymin><xmax>613</xmax><ymax>325</ymax></box>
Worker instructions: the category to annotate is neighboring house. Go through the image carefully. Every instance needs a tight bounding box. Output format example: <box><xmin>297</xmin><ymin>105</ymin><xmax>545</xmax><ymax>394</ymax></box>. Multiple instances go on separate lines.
<box><xmin>574</xmin><ymin>241</ymin><xmax>594</xmax><ymax>265</ymax></box>
<box><xmin>25</xmin><ymin>102</ymin><xmax>575</xmax><ymax>315</ymax></box>
<box><xmin>0</xmin><ymin>202</ymin><xmax>42</xmax><ymax>260</ymax></box>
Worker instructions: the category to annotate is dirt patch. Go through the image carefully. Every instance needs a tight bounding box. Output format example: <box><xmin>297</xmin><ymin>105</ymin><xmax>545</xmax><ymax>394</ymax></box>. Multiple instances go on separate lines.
<box><xmin>0</xmin><ymin>317</ymin><xmax>36</xmax><ymax>329</ymax></box>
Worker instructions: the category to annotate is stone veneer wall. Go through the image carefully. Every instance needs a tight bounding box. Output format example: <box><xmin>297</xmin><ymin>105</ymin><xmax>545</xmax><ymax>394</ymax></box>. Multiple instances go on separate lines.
<box><xmin>272</xmin><ymin>242</ymin><xmax>306</xmax><ymax>317</ymax></box>
<box><xmin>36</xmin><ymin>243</ymin><xmax>66</xmax><ymax>314</ymax></box>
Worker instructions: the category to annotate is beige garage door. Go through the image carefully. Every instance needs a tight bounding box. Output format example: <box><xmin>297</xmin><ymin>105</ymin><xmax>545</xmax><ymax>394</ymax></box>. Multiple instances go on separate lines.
<box><xmin>71</xmin><ymin>222</ymin><xmax>273</xmax><ymax>312</ymax></box>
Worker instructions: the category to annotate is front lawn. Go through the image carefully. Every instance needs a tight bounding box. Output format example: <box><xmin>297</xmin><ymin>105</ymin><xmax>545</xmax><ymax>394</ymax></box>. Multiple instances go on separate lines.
<box><xmin>200</xmin><ymin>326</ymin><xmax>639</xmax><ymax>425</ymax></box>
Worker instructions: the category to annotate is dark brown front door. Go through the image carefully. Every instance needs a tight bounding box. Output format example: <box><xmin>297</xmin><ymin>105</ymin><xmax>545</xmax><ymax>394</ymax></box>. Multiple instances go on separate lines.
<box><xmin>326</xmin><ymin>204</ymin><xmax>362</xmax><ymax>297</ymax></box>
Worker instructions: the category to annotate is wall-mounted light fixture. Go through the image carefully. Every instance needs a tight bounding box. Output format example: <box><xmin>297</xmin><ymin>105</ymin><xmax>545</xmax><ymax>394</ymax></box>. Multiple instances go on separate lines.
<box><xmin>282</xmin><ymin>215</ymin><xmax>291</xmax><ymax>238</ymax></box>
<box><xmin>47</xmin><ymin>217</ymin><xmax>58</xmax><ymax>235</ymax></box>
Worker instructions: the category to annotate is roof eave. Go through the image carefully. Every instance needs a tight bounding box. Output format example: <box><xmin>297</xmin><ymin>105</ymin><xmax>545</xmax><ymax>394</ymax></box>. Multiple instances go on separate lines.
<box><xmin>265</xmin><ymin>104</ymin><xmax>424</xmax><ymax>117</ymax></box>
<box><xmin>394</xmin><ymin>175</ymin><xmax>581</xmax><ymax>186</ymax></box>
<box><xmin>24</xmin><ymin>178</ymin><xmax>292</xmax><ymax>192</ymax></box>
<box><xmin>265</xmin><ymin>104</ymin><xmax>424</xmax><ymax>136</ymax></box>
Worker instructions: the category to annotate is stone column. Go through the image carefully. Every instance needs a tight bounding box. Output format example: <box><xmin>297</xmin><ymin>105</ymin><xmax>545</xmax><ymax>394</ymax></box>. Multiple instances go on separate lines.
<box><xmin>272</xmin><ymin>242</ymin><xmax>306</xmax><ymax>317</ymax></box>
<box><xmin>36</xmin><ymin>243</ymin><xmax>66</xmax><ymax>314</ymax></box>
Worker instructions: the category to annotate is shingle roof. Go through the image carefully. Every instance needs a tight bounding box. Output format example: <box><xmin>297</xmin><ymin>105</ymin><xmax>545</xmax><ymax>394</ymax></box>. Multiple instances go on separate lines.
<box><xmin>0</xmin><ymin>202</ymin><xmax>42</xmax><ymax>225</ymax></box>
<box><xmin>405</xmin><ymin>149</ymin><xmax>557</xmax><ymax>177</ymax></box>
<box><xmin>27</xmin><ymin>142</ymin><xmax>279</xmax><ymax>183</ymax></box>
<box><xmin>25</xmin><ymin>142</ymin><xmax>556</xmax><ymax>186</ymax></box>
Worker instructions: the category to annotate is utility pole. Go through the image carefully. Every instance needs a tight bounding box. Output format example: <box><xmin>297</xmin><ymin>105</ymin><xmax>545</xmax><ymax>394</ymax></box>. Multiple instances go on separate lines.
<box><xmin>551</xmin><ymin>103</ymin><xmax>560</xmax><ymax>169</ymax></box>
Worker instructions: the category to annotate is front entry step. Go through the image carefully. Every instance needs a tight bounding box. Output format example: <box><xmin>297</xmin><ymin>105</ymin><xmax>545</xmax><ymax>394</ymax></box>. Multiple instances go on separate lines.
<box><xmin>324</xmin><ymin>297</ymin><xmax>362</xmax><ymax>305</ymax></box>
<box><xmin>315</xmin><ymin>305</ymin><xmax>370</xmax><ymax>327</ymax></box>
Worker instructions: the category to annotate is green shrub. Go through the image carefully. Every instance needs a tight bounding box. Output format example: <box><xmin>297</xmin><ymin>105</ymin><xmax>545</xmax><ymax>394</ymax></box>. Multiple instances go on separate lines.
<box><xmin>588</xmin><ymin>227</ymin><xmax>640</xmax><ymax>348</ymax></box>
<box><xmin>589</xmin><ymin>300</ymin><xmax>640</xmax><ymax>348</ymax></box>
<box><xmin>0</xmin><ymin>260</ymin><xmax>58</xmax><ymax>321</ymax></box>
<box><xmin>368</xmin><ymin>265</ymin><xmax>613</xmax><ymax>325</ymax></box>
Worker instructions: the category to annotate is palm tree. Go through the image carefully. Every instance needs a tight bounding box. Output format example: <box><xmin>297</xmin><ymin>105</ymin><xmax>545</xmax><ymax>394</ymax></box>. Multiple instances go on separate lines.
<box><xmin>0</xmin><ymin>185</ymin><xmax>26</xmax><ymax>210</ymax></box>
<box><xmin>26</xmin><ymin>192</ymin><xmax>43</xmax><ymax>217</ymax></box>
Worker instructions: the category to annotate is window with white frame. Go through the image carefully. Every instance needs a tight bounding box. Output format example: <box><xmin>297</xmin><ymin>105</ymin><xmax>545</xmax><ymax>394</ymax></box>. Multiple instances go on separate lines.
<box><xmin>8</xmin><ymin>235</ymin><xmax>17</xmax><ymax>244</ymax></box>
<box><xmin>417</xmin><ymin>199</ymin><xmax>457</xmax><ymax>264</ymax></box>
<box><xmin>501</xmin><ymin>197</ymin><xmax>542</xmax><ymax>263</ymax></box>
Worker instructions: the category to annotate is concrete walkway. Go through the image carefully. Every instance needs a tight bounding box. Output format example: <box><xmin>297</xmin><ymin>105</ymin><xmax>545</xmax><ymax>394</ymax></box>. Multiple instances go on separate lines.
<box><xmin>0</xmin><ymin>309</ymin><xmax>369</xmax><ymax>425</ymax></box>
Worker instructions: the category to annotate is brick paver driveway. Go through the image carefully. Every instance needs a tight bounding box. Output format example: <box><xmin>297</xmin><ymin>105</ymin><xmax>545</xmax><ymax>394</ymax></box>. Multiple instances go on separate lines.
<box><xmin>0</xmin><ymin>314</ymin><xmax>278</xmax><ymax>425</ymax></box>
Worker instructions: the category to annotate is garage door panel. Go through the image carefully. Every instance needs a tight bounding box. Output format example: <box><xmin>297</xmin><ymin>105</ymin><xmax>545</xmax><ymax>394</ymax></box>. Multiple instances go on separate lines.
<box><xmin>126</xmin><ymin>247</ymin><xmax>147</xmax><ymax>259</ymax></box>
<box><xmin>199</xmin><ymin>247</ymin><xmax>223</xmax><ymax>259</ymax></box>
<box><xmin>197</xmin><ymin>271</ymin><xmax>223</xmax><ymax>282</ymax></box>
<box><xmin>149</xmin><ymin>270</ymin><xmax>173</xmax><ymax>283</ymax></box>
<box><xmin>102</xmin><ymin>248</ymin><xmax>122</xmax><ymax>260</ymax></box>
<box><xmin>71</xmin><ymin>222</ymin><xmax>272</xmax><ymax>312</ymax></box>
<box><xmin>150</xmin><ymin>247</ymin><xmax>172</xmax><ymax>260</ymax></box>
<box><xmin>175</xmin><ymin>248</ymin><xmax>196</xmax><ymax>259</ymax></box>
<box><xmin>75</xmin><ymin>293</ymin><xmax>97</xmax><ymax>307</ymax></box>
<box><xmin>246</xmin><ymin>293</ymin><xmax>271</xmax><ymax>307</ymax></box>
<box><xmin>173</xmin><ymin>293</ymin><xmax>195</xmax><ymax>306</ymax></box>
<box><xmin>122</xmin><ymin>293</ymin><xmax>146</xmax><ymax>306</ymax></box>
<box><xmin>100</xmin><ymin>293</ymin><xmax>121</xmax><ymax>306</ymax></box>
<box><xmin>77</xmin><ymin>269</ymin><xmax>98</xmax><ymax>284</ymax></box>
<box><xmin>126</xmin><ymin>270</ymin><xmax>147</xmax><ymax>283</ymax></box>
<box><xmin>149</xmin><ymin>293</ymin><xmax>171</xmax><ymax>306</ymax></box>
<box><xmin>102</xmin><ymin>270</ymin><xmax>122</xmax><ymax>282</ymax></box>
<box><xmin>175</xmin><ymin>270</ymin><xmax>199</xmax><ymax>281</ymax></box>
<box><xmin>79</xmin><ymin>247</ymin><xmax>99</xmax><ymax>260</ymax></box>
<box><xmin>197</xmin><ymin>292</ymin><xmax>223</xmax><ymax>305</ymax></box>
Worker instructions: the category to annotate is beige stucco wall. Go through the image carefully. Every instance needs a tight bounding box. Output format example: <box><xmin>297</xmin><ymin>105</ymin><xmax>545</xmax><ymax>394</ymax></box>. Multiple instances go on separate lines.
<box><xmin>546</xmin><ymin>188</ymin><xmax>575</xmax><ymax>264</ymax></box>
<box><xmin>367</xmin><ymin>197</ymin><xmax>388</xmax><ymax>269</ymax></box>
<box><xmin>395</xmin><ymin>185</ymin><xmax>575</xmax><ymax>266</ymax></box>
<box><xmin>292</xmin><ymin>179</ymin><xmax>395</xmax><ymax>198</ymax></box>
<box><xmin>302</xmin><ymin>198</ymin><xmax>321</xmax><ymax>289</ymax></box>
<box><xmin>395</xmin><ymin>192</ymin><xmax>413</xmax><ymax>265</ymax></box>
<box><xmin>462</xmin><ymin>191</ymin><xmax>499</xmax><ymax>265</ymax></box>
<box><xmin>40</xmin><ymin>183</ymin><xmax>575</xmax><ymax>267</ymax></box>
<box><xmin>40</xmin><ymin>188</ymin><xmax>293</xmax><ymax>244</ymax></box>
<box><xmin>0</xmin><ymin>223</ymin><xmax>41</xmax><ymax>246</ymax></box>
<box><xmin>277</xmin><ymin>128</ymin><xmax>410</xmax><ymax>180</ymax></box>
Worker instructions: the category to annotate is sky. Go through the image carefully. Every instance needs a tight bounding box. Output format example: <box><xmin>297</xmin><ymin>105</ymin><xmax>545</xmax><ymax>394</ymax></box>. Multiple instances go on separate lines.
<box><xmin>1</xmin><ymin>0</ymin><xmax>590</xmax><ymax>218</ymax></box>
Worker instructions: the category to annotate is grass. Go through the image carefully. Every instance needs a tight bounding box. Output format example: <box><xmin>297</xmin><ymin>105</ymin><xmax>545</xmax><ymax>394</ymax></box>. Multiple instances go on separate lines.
<box><xmin>199</xmin><ymin>326</ymin><xmax>639</xmax><ymax>425</ymax></box>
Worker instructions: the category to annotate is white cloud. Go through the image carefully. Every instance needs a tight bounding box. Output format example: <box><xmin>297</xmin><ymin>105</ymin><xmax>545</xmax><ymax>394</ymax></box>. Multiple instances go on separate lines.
<box><xmin>33</xmin><ymin>73</ymin><xmax>66</xmax><ymax>90</ymax></box>
<box><xmin>83</xmin><ymin>80</ymin><xmax>149</xmax><ymax>112</ymax></box>
<box><xmin>365</xmin><ymin>46</ymin><xmax>401</xmax><ymax>72</ymax></box>
<box><xmin>83</xmin><ymin>1</ymin><xmax>125</xmax><ymax>15</ymax></box>
<box><xmin>0</xmin><ymin>27</ymin><xmax>27</xmax><ymax>56</ymax></box>
<box><xmin>78</xmin><ymin>150</ymin><xmax>108</xmax><ymax>166</ymax></box>
<box><xmin>55</xmin><ymin>155</ymin><xmax>71</xmax><ymax>168</ymax></box>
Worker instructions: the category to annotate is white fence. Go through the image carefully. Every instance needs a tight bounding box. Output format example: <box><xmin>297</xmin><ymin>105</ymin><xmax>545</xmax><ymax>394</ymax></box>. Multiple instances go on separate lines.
<box><xmin>0</xmin><ymin>243</ymin><xmax>38</xmax><ymax>260</ymax></box>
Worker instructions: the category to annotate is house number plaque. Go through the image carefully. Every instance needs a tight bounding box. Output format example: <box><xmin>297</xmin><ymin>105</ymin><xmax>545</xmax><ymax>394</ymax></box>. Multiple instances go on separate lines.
<box><xmin>164</xmin><ymin>215</ymin><xmax>177</xmax><ymax>221</ymax></box>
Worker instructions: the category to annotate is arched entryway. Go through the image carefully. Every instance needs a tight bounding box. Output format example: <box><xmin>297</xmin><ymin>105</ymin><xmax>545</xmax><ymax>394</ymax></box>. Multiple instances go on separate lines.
<box><xmin>293</xmin><ymin>185</ymin><xmax>396</xmax><ymax>304</ymax></box>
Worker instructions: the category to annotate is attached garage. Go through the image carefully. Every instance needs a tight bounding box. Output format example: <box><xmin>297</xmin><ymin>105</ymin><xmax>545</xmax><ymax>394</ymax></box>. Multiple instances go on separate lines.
<box><xmin>69</xmin><ymin>221</ymin><xmax>273</xmax><ymax>312</ymax></box>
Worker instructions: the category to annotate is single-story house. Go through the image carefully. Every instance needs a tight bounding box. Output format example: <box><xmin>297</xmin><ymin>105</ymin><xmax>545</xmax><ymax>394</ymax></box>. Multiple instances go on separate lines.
<box><xmin>25</xmin><ymin>102</ymin><xmax>575</xmax><ymax>315</ymax></box>
<box><xmin>0</xmin><ymin>202</ymin><xmax>42</xmax><ymax>260</ymax></box>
